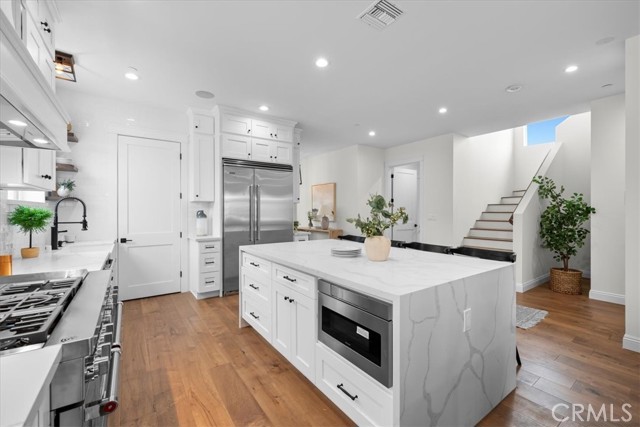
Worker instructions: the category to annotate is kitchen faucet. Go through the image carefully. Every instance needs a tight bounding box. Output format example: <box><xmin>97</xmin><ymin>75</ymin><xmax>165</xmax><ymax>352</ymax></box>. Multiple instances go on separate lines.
<box><xmin>51</xmin><ymin>197</ymin><xmax>88</xmax><ymax>250</ymax></box>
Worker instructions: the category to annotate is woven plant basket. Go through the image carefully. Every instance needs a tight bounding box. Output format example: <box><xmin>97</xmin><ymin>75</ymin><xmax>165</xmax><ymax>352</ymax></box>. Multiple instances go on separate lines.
<box><xmin>549</xmin><ymin>268</ymin><xmax>582</xmax><ymax>295</ymax></box>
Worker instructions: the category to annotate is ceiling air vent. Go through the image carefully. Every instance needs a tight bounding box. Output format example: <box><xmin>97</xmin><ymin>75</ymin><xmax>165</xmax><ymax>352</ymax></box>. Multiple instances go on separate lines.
<box><xmin>357</xmin><ymin>0</ymin><xmax>404</xmax><ymax>30</ymax></box>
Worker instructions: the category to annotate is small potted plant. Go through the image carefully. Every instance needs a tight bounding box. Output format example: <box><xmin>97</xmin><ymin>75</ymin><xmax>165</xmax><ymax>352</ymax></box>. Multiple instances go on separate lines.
<box><xmin>57</xmin><ymin>178</ymin><xmax>76</xmax><ymax>197</ymax></box>
<box><xmin>8</xmin><ymin>205</ymin><xmax>53</xmax><ymax>258</ymax></box>
<box><xmin>533</xmin><ymin>176</ymin><xmax>596</xmax><ymax>294</ymax></box>
<box><xmin>346</xmin><ymin>194</ymin><xmax>408</xmax><ymax>261</ymax></box>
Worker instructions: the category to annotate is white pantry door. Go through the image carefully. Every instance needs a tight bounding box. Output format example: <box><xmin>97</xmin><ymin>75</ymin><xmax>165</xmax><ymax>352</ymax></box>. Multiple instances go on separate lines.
<box><xmin>117</xmin><ymin>135</ymin><xmax>181</xmax><ymax>301</ymax></box>
<box><xmin>391</xmin><ymin>167</ymin><xmax>419</xmax><ymax>242</ymax></box>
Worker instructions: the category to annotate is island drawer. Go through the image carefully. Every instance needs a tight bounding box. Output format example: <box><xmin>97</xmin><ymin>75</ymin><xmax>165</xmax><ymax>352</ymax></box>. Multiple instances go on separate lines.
<box><xmin>316</xmin><ymin>343</ymin><xmax>393</xmax><ymax>427</ymax></box>
<box><xmin>242</xmin><ymin>253</ymin><xmax>272</xmax><ymax>278</ymax></box>
<box><xmin>242</xmin><ymin>294</ymin><xmax>271</xmax><ymax>342</ymax></box>
<box><xmin>272</xmin><ymin>263</ymin><xmax>316</xmax><ymax>299</ymax></box>
<box><xmin>200</xmin><ymin>252</ymin><xmax>221</xmax><ymax>273</ymax></box>
<box><xmin>199</xmin><ymin>240</ymin><xmax>220</xmax><ymax>253</ymax></box>
<box><xmin>241</xmin><ymin>268</ymin><xmax>270</xmax><ymax>303</ymax></box>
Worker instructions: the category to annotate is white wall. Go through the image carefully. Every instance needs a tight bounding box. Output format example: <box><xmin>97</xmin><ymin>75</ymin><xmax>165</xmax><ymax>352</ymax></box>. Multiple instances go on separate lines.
<box><xmin>551</xmin><ymin>113</ymin><xmax>593</xmax><ymax>274</ymax></box>
<box><xmin>512</xmin><ymin>126</ymin><xmax>553</xmax><ymax>191</ymax></box>
<box><xmin>298</xmin><ymin>145</ymin><xmax>384</xmax><ymax>235</ymax></box>
<box><xmin>54</xmin><ymin>89</ymin><xmax>187</xmax><ymax>243</ymax></box>
<box><xmin>624</xmin><ymin>35</ymin><xmax>640</xmax><ymax>352</ymax></box>
<box><xmin>385</xmin><ymin>134</ymin><xmax>454</xmax><ymax>245</ymax></box>
<box><xmin>452</xmin><ymin>130</ymin><xmax>514</xmax><ymax>245</ymax></box>
<box><xmin>590</xmin><ymin>94</ymin><xmax>626</xmax><ymax>305</ymax></box>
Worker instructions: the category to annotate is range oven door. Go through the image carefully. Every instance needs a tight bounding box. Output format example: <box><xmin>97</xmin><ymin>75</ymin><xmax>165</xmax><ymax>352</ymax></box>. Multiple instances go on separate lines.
<box><xmin>317</xmin><ymin>281</ymin><xmax>392</xmax><ymax>388</ymax></box>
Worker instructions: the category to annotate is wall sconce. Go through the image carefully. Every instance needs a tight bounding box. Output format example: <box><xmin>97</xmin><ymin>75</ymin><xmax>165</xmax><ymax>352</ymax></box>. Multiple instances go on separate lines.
<box><xmin>54</xmin><ymin>51</ymin><xmax>76</xmax><ymax>82</ymax></box>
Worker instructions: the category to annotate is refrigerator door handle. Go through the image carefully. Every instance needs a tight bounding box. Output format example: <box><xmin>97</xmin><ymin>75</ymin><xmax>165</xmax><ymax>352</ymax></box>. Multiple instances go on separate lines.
<box><xmin>256</xmin><ymin>185</ymin><xmax>261</xmax><ymax>241</ymax></box>
<box><xmin>248</xmin><ymin>185</ymin><xmax>254</xmax><ymax>242</ymax></box>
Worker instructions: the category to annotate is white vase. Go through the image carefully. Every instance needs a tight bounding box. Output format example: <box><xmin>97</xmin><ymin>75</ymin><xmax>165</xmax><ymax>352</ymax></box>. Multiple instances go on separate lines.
<box><xmin>364</xmin><ymin>236</ymin><xmax>391</xmax><ymax>261</ymax></box>
<box><xmin>57</xmin><ymin>187</ymin><xmax>70</xmax><ymax>197</ymax></box>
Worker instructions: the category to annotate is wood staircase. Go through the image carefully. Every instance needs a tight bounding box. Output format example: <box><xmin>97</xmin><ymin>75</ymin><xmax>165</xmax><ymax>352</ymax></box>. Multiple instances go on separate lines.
<box><xmin>461</xmin><ymin>190</ymin><xmax>525</xmax><ymax>252</ymax></box>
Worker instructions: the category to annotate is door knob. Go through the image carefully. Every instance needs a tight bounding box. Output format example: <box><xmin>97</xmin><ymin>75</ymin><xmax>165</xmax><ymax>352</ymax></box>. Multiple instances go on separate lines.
<box><xmin>120</xmin><ymin>238</ymin><xmax>132</xmax><ymax>243</ymax></box>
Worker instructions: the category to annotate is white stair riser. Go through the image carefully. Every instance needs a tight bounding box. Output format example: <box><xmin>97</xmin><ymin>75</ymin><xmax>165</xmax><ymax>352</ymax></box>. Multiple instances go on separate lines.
<box><xmin>486</xmin><ymin>204</ymin><xmax>517</xmax><ymax>213</ymax></box>
<box><xmin>463</xmin><ymin>238</ymin><xmax>513</xmax><ymax>251</ymax></box>
<box><xmin>512</xmin><ymin>190</ymin><xmax>526</xmax><ymax>197</ymax></box>
<box><xmin>480</xmin><ymin>212</ymin><xmax>512</xmax><ymax>221</ymax></box>
<box><xmin>469</xmin><ymin>229</ymin><xmax>513</xmax><ymax>239</ymax></box>
<box><xmin>474</xmin><ymin>220</ymin><xmax>513</xmax><ymax>230</ymax></box>
<box><xmin>501</xmin><ymin>197</ymin><xmax>522</xmax><ymax>204</ymax></box>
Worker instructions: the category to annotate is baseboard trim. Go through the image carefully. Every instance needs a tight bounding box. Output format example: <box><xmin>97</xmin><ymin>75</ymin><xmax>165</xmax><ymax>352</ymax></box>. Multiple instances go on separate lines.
<box><xmin>623</xmin><ymin>334</ymin><xmax>640</xmax><ymax>353</ymax></box>
<box><xmin>516</xmin><ymin>274</ymin><xmax>549</xmax><ymax>293</ymax></box>
<box><xmin>589</xmin><ymin>290</ymin><xmax>625</xmax><ymax>305</ymax></box>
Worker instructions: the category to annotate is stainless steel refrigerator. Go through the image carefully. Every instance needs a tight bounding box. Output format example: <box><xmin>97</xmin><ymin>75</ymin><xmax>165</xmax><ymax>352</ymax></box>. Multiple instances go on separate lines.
<box><xmin>223</xmin><ymin>159</ymin><xmax>293</xmax><ymax>294</ymax></box>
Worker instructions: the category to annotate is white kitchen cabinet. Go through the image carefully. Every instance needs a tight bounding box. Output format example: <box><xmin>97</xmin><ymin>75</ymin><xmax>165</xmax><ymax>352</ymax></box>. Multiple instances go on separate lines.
<box><xmin>0</xmin><ymin>147</ymin><xmax>55</xmax><ymax>190</ymax></box>
<box><xmin>25</xmin><ymin>0</ymin><xmax>55</xmax><ymax>57</ymax></box>
<box><xmin>220</xmin><ymin>114</ymin><xmax>252</xmax><ymax>136</ymax></box>
<box><xmin>189</xmin><ymin>134</ymin><xmax>214</xmax><ymax>201</ymax></box>
<box><xmin>250</xmin><ymin>138</ymin><xmax>272</xmax><ymax>162</ymax></box>
<box><xmin>251</xmin><ymin>119</ymin><xmax>294</xmax><ymax>143</ymax></box>
<box><xmin>316</xmin><ymin>343</ymin><xmax>393</xmax><ymax>427</ymax></box>
<box><xmin>189</xmin><ymin>238</ymin><xmax>221</xmax><ymax>299</ymax></box>
<box><xmin>272</xmin><ymin>282</ymin><xmax>316</xmax><ymax>382</ymax></box>
<box><xmin>187</xmin><ymin>111</ymin><xmax>214</xmax><ymax>202</ymax></box>
<box><xmin>221</xmin><ymin>133</ymin><xmax>251</xmax><ymax>160</ymax></box>
<box><xmin>273</xmin><ymin>141</ymin><xmax>293</xmax><ymax>164</ymax></box>
<box><xmin>25</xmin><ymin>10</ymin><xmax>54</xmax><ymax>91</ymax></box>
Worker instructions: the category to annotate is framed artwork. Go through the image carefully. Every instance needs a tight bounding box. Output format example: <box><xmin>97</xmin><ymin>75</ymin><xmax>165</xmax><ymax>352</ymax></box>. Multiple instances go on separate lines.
<box><xmin>311</xmin><ymin>182</ymin><xmax>336</xmax><ymax>220</ymax></box>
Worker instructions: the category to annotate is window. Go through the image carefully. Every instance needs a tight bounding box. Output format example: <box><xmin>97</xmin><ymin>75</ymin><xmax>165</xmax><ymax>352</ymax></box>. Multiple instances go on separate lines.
<box><xmin>525</xmin><ymin>116</ymin><xmax>568</xmax><ymax>146</ymax></box>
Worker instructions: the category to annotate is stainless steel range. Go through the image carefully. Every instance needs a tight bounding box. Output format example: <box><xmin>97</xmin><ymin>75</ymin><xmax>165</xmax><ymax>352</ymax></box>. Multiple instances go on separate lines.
<box><xmin>0</xmin><ymin>266</ymin><xmax>122</xmax><ymax>426</ymax></box>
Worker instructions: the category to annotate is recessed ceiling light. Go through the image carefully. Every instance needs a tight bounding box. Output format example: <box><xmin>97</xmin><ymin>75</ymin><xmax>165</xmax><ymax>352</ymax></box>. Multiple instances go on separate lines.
<box><xmin>259</xmin><ymin>105</ymin><xmax>269</xmax><ymax>112</ymax></box>
<box><xmin>124</xmin><ymin>67</ymin><xmax>139</xmax><ymax>80</ymax></box>
<box><xmin>596</xmin><ymin>36</ymin><xmax>615</xmax><ymax>45</ymax></box>
<box><xmin>438</xmin><ymin>107</ymin><xmax>448</xmax><ymax>114</ymax></box>
<box><xmin>195</xmin><ymin>90</ymin><xmax>214</xmax><ymax>99</ymax></box>
<box><xmin>126</xmin><ymin>118</ymin><xmax>135</xmax><ymax>122</ymax></box>
<box><xmin>565</xmin><ymin>65</ymin><xmax>578</xmax><ymax>73</ymax></box>
<box><xmin>505</xmin><ymin>84</ymin><xmax>523</xmax><ymax>93</ymax></box>
<box><xmin>368</xmin><ymin>131</ymin><xmax>376</xmax><ymax>136</ymax></box>
<box><xmin>315</xmin><ymin>57</ymin><xmax>329</xmax><ymax>68</ymax></box>
<box><xmin>33</xmin><ymin>138</ymin><xmax>49</xmax><ymax>144</ymax></box>
<box><xmin>8</xmin><ymin>119</ymin><xmax>27</xmax><ymax>127</ymax></box>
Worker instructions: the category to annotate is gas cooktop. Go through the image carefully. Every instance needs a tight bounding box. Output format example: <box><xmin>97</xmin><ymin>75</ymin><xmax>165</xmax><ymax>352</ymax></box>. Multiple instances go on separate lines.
<box><xmin>0</xmin><ymin>271</ymin><xmax>86</xmax><ymax>355</ymax></box>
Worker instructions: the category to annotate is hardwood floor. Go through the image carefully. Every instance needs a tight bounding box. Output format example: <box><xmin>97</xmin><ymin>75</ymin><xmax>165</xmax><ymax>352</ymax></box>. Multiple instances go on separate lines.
<box><xmin>110</xmin><ymin>280</ymin><xmax>639</xmax><ymax>427</ymax></box>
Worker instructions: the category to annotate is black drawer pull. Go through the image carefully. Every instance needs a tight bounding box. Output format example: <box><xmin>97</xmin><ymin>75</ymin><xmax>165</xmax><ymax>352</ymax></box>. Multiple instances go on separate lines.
<box><xmin>283</xmin><ymin>275</ymin><xmax>297</xmax><ymax>282</ymax></box>
<box><xmin>249</xmin><ymin>312</ymin><xmax>259</xmax><ymax>320</ymax></box>
<box><xmin>250</xmin><ymin>262</ymin><xmax>260</xmax><ymax>267</ymax></box>
<box><xmin>249</xmin><ymin>284</ymin><xmax>259</xmax><ymax>290</ymax></box>
<box><xmin>205</xmin><ymin>261</ymin><xmax>215</xmax><ymax>265</ymax></box>
<box><xmin>204</xmin><ymin>245</ymin><xmax>216</xmax><ymax>249</ymax></box>
<box><xmin>337</xmin><ymin>383</ymin><xmax>358</xmax><ymax>401</ymax></box>
<box><xmin>289</xmin><ymin>298</ymin><xmax>295</xmax><ymax>304</ymax></box>
<box><xmin>205</xmin><ymin>280</ymin><xmax>216</xmax><ymax>284</ymax></box>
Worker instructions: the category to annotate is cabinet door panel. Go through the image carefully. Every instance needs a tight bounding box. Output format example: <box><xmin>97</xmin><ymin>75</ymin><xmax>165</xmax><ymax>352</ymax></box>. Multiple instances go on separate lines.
<box><xmin>251</xmin><ymin>139</ymin><xmax>272</xmax><ymax>162</ymax></box>
<box><xmin>221</xmin><ymin>134</ymin><xmax>251</xmax><ymax>160</ymax></box>
<box><xmin>197</xmin><ymin>135</ymin><xmax>214</xmax><ymax>201</ymax></box>
<box><xmin>272</xmin><ymin>125</ymin><xmax>293</xmax><ymax>143</ymax></box>
<box><xmin>291</xmin><ymin>293</ymin><xmax>315</xmax><ymax>382</ymax></box>
<box><xmin>23</xmin><ymin>148</ymin><xmax>54</xmax><ymax>190</ymax></box>
<box><xmin>251</xmin><ymin>120</ymin><xmax>272</xmax><ymax>139</ymax></box>
<box><xmin>273</xmin><ymin>142</ymin><xmax>292</xmax><ymax>165</ymax></box>
<box><xmin>272</xmin><ymin>283</ymin><xmax>292</xmax><ymax>358</ymax></box>
<box><xmin>221</xmin><ymin>114</ymin><xmax>251</xmax><ymax>136</ymax></box>
<box><xmin>193</xmin><ymin>114</ymin><xmax>214</xmax><ymax>134</ymax></box>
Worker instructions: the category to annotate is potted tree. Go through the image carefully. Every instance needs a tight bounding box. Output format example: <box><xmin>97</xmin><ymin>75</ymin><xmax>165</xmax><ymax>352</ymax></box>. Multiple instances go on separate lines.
<box><xmin>533</xmin><ymin>176</ymin><xmax>596</xmax><ymax>294</ymax></box>
<box><xmin>8</xmin><ymin>205</ymin><xmax>53</xmax><ymax>258</ymax></box>
<box><xmin>346</xmin><ymin>194</ymin><xmax>408</xmax><ymax>261</ymax></box>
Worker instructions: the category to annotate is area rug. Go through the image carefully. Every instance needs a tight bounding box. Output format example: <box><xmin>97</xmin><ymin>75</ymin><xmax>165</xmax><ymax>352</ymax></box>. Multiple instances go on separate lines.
<box><xmin>516</xmin><ymin>305</ymin><xmax>548</xmax><ymax>329</ymax></box>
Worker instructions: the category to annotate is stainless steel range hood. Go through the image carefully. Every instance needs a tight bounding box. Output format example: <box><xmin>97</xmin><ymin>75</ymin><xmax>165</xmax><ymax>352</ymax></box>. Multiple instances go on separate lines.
<box><xmin>0</xmin><ymin>91</ymin><xmax>57</xmax><ymax>150</ymax></box>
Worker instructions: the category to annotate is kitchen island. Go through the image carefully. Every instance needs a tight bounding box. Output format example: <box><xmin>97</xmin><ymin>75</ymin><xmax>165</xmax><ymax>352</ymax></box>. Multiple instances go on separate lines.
<box><xmin>239</xmin><ymin>239</ymin><xmax>516</xmax><ymax>427</ymax></box>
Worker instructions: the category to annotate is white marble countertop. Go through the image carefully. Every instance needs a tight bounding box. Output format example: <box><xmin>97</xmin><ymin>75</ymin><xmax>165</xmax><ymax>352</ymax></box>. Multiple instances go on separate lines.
<box><xmin>0</xmin><ymin>345</ymin><xmax>62</xmax><ymax>427</ymax></box>
<box><xmin>11</xmin><ymin>241</ymin><xmax>115</xmax><ymax>275</ymax></box>
<box><xmin>240</xmin><ymin>239</ymin><xmax>513</xmax><ymax>300</ymax></box>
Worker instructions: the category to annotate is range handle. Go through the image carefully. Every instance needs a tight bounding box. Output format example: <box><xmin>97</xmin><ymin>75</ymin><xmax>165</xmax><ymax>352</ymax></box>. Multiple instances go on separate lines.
<box><xmin>100</xmin><ymin>347</ymin><xmax>121</xmax><ymax>416</ymax></box>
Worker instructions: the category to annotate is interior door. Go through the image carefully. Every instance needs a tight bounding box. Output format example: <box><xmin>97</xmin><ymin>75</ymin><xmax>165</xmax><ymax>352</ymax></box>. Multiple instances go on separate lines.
<box><xmin>391</xmin><ymin>167</ymin><xmax>419</xmax><ymax>242</ymax></box>
<box><xmin>254</xmin><ymin>167</ymin><xmax>293</xmax><ymax>245</ymax></box>
<box><xmin>222</xmin><ymin>165</ymin><xmax>253</xmax><ymax>294</ymax></box>
<box><xmin>117</xmin><ymin>135</ymin><xmax>181</xmax><ymax>301</ymax></box>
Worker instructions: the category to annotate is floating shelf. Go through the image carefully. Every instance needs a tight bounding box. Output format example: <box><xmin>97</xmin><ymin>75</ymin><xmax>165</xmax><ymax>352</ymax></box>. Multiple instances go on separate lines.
<box><xmin>67</xmin><ymin>132</ymin><xmax>79</xmax><ymax>143</ymax></box>
<box><xmin>56</xmin><ymin>163</ymin><xmax>78</xmax><ymax>172</ymax></box>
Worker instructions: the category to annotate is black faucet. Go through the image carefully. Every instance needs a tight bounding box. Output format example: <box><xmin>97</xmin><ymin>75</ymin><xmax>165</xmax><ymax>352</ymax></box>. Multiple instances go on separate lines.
<box><xmin>51</xmin><ymin>197</ymin><xmax>88</xmax><ymax>250</ymax></box>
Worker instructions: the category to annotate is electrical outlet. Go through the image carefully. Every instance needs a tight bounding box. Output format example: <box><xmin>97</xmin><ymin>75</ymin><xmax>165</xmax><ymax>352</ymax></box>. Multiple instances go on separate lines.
<box><xmin>463</xmin><ymin>308</ymin><xmax>471</xmax><ymax>332</ymax></box>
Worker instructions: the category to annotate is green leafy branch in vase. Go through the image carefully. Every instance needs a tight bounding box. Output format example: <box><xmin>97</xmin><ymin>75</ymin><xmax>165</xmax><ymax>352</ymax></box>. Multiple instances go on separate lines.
<box><xmin>346</xmin><ymin>194</ymin><xmax>408</xmax><ymax>237</ymax></box>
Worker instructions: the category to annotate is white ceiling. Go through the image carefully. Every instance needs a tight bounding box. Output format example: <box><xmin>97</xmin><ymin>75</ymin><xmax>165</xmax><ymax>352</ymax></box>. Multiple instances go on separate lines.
<box><xmin>54</xmin><ymin>1</ymin><xmax>639</xmax><ymax>156</ymax></box>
